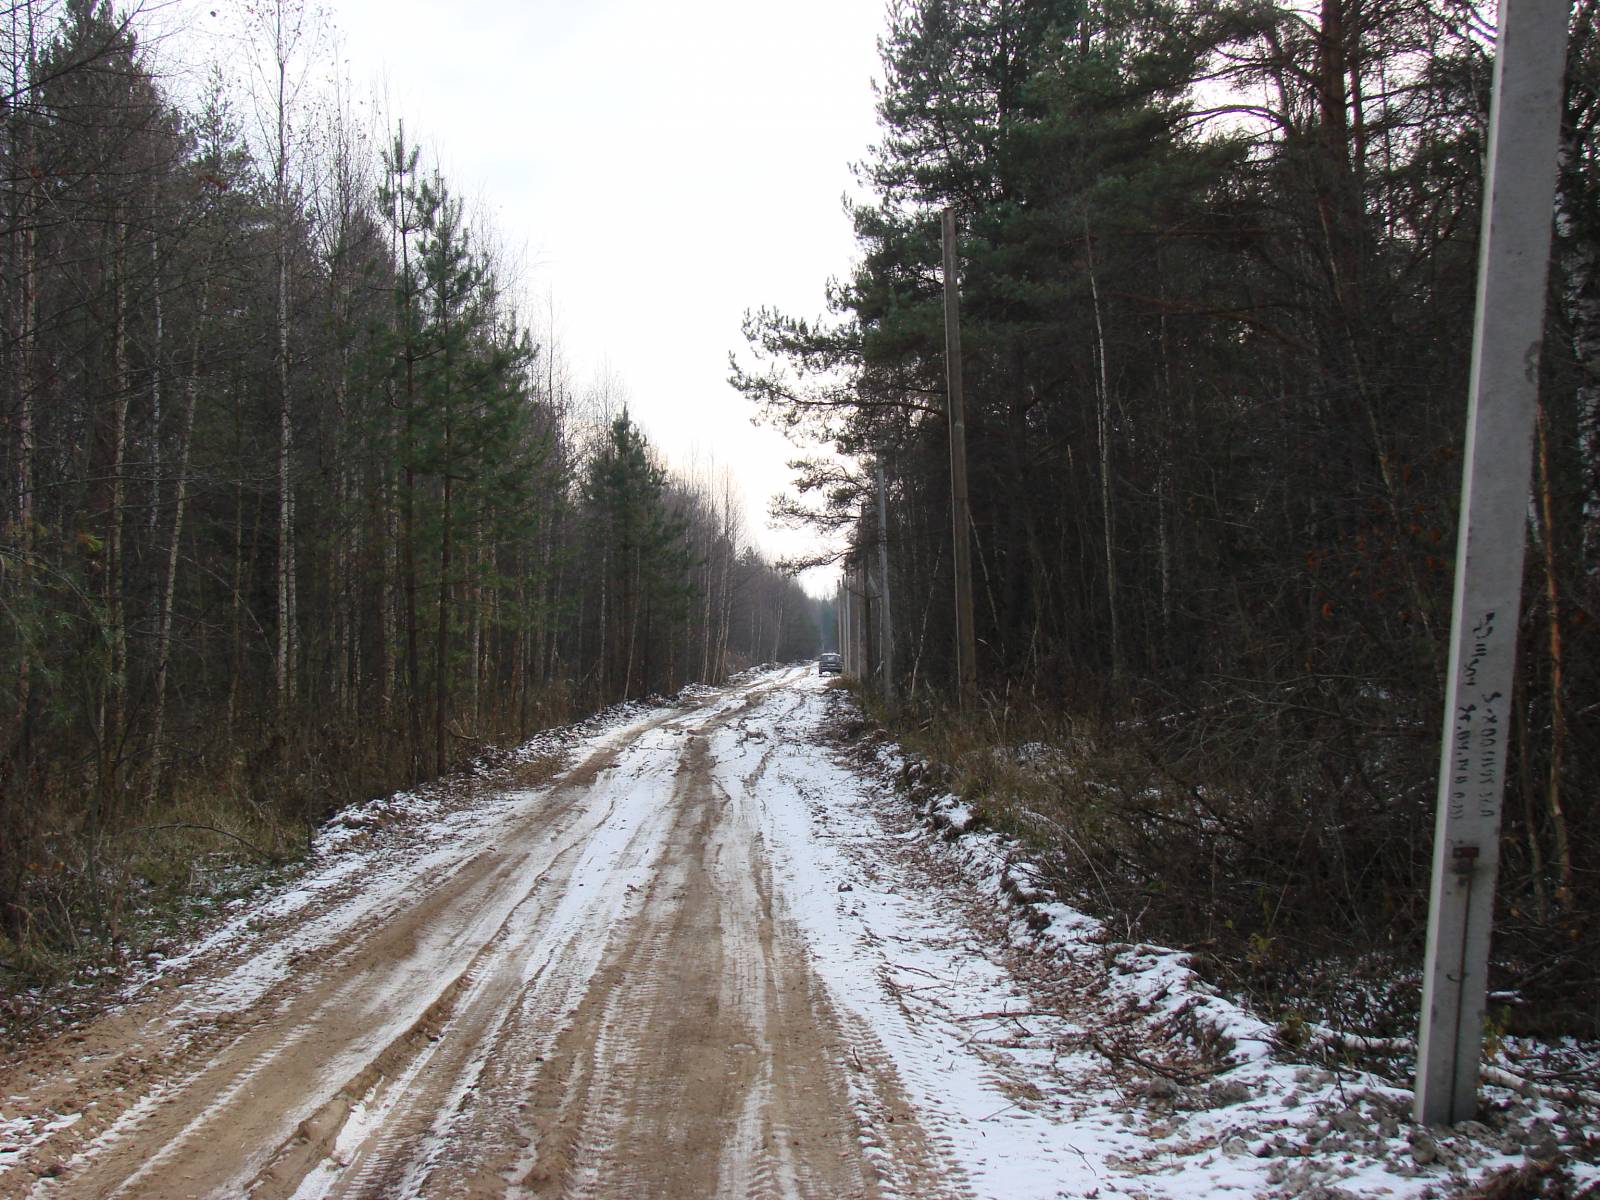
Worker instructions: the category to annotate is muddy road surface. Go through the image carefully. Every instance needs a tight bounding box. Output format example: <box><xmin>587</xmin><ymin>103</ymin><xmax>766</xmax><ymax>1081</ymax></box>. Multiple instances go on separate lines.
<box><xmin>0</xmin><ymin>671</ymin><xmax>979</xmax><ymax>1200</ymax></box>
<box><xmin>12</xmin><ymin>669</ymin><xmax>1539</xmax><ymax>1200</ymax></box>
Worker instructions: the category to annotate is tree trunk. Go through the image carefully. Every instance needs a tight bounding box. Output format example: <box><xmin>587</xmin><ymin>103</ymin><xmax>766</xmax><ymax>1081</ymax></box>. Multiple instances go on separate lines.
<box><xmin>1534</xmin><ymin>397</ymin><xmax>1573</xmax><ymax>902</ymax></box>
<box><xmin>148</xmin><ymin>276</ymin><xmax>210</xmax><ymax>805</ymax></box>
<box><xmin>403</xmin><ymin>417</ymin><xmax>421</xmax><ymax>776</ymax></box>
<box><xmin>7</xmin><ymin>80</ymin><xmax>38</xmax><ymax>752</ymax></box>
<box><xmin>396</xmin><ymin>159</ymin><xmax>423</xmax><ymax>778</ymax></box>
<box><xmin>103</xmin><ymin>214</ymin><xmax>130</xmax><ymax>804</ymax></box>
<box><xmin>148</xmin><ymin>237</ymin><xmax>163</xmax><ymax>537</ymax></box>
<box><xmin>434</xmin><ymin>398</ymin><xmax>453</xmax><ymax>777</ymax></box>
<box><xmin>876</xmin><ymin>462</ymin><xmax>894</xmax><ymax>701</ymax></box>
<box><xmin>227</xmin><ymin>396</ymin><xmax>247</xmax><ymax>736</ymax></box>
<box><xmin>1085</xmin><ymin>215</ymin><xmax>1122</xmax><ymax>679</ymax></box>
<box><xmin>597</xmin><ymin>543</ymin><xmax>609</xmax><ymax>698</ymax></box>
<box><xmin>273</xmin><ymin>29</ymin><xmax>296</xmax><ymax>725</ymax></box>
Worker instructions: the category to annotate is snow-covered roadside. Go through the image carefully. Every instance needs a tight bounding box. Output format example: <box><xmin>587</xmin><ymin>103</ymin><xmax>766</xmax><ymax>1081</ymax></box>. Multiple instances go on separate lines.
<box><xmin>721</xmin><ymin>675</ymin><xmax>1600</xmax><ymax>1199</ymax></box>
<box><xmin>5</xmin><ymin>668</ymin><xmax>1591</xmax><ymax>1197</ymax></box>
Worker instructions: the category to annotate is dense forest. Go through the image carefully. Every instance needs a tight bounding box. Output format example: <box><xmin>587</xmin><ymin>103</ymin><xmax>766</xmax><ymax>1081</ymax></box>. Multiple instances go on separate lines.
<box><xmin>737</xmin><ymin>0</ymin><xmax>1599</xmax><ymax>1031</ymax></box>
<box><xmin>0</xmin><ymin>0</ymin><xmax>821</xmax><ymax>966</ymax></box>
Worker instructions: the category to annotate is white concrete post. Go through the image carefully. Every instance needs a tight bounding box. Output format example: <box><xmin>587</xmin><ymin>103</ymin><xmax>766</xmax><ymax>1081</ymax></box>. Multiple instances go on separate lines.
<box><xmin>1415</xmin><ymin>0</ymin><xmax>1570</xmax><ymax>1127</ymax></box>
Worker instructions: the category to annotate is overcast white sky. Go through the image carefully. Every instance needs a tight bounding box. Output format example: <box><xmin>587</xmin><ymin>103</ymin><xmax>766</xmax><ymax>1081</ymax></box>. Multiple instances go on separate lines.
<box><xmin>157</xmin><ymin>0</ymin><xmax>887</xmax><ymax>593</ymax></box>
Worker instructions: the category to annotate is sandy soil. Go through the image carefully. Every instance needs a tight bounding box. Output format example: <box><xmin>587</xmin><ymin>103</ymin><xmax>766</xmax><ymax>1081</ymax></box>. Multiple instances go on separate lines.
<box><xmin>0</xmin><ymin>670</ymin><xmax>962</xmax><ymax>1200</ymax></box>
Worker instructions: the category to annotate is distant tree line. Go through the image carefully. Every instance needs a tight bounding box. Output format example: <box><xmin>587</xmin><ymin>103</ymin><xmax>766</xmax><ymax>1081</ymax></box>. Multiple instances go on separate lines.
<box><xmin>738</xmin><ymin>0</ymin><xmax>1598</xmax><ymax>1029</ymax></box>
<box><xmin>0</xmin><ymin>0</ymin><xmax>820</xmax><ymax>952</ymax></box>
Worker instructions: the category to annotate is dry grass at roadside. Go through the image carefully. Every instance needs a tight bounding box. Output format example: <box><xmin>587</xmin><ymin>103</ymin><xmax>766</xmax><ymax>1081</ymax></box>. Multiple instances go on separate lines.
<box><xmin>854</xmin><ymin>688</ymin><xmax>1447</xmax><ymax>1059</ymax></box>
<box><xmin>0</xmin><ymin>781</ymin><xmax>305</xmax><ymax>1051</ymax></box>
<box><xmin>863</xmin><ymin>671</ymin><xmax>1595</xmax><ymax>1064</ymax></box>
<box><xmin>0</xmin><ymin>717</ymin><xmax>576</xmax><ymax>1057</ymax></box>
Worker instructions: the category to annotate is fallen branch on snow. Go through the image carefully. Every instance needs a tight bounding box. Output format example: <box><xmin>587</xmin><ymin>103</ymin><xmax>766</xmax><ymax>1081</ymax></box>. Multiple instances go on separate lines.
<box><xmin>1090</xmin><ymin>1033</ymin><xmax>1228</xmax><ymax>1085</ymax></box>
<box><xmin>1481</xmin><ymin>1064</ymin><xmax>1600</xmax><ymax>1111</ymax></box>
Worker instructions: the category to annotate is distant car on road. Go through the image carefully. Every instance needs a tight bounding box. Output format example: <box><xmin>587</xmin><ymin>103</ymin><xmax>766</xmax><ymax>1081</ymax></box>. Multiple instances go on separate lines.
<box><xmin>817</xmin><ymin>653</ymin><xmax>843</xmax><ymax>676</ymax></box>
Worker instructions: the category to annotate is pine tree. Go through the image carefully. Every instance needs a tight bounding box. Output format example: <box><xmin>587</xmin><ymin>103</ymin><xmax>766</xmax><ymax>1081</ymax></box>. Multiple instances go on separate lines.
<box><xmin>582</xmin><ymin>412</ymin><xmax>689</xmax><ymax>700</ymax></box>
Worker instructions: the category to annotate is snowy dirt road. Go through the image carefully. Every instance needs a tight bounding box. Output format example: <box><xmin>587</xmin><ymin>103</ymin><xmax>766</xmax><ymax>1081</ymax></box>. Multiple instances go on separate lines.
<box><xmin>0</xmin><ymin>670</ymin><xmax>988</xmax><ymax>1199</ymax></box>
<box><xmin>4</xmin><ymin>668</ymin><xmax>1591</xmax><ymax>1200</ymax></box>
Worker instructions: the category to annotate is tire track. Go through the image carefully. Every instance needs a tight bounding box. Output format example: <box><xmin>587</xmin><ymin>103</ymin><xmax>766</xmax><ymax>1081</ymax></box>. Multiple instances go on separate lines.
<box><xmin>6</xmin><ymin>669</ymin><xmax>967</xmax><ymax>1200</ymax></box>
<box><xmin>6</xmin><ymin>700</ymin><xmax>704</xmax><ymax>1199</ymax></box>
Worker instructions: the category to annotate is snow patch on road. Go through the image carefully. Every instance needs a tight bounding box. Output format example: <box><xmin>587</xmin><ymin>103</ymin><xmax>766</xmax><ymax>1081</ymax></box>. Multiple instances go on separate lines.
<box><xmin>724</xmin><ymin>682</ymin><xmax>1130</xmax><ymax>1197</ymax></box>
<box><xmin>134</xmin><ymin>697</ymin><xmax>679</xmax><ymax>1020</ymax></box>
<box><xmin>0</xmin><ymin>1112</ymin><xmax>79</xmax><ymax>1174</ymax></box>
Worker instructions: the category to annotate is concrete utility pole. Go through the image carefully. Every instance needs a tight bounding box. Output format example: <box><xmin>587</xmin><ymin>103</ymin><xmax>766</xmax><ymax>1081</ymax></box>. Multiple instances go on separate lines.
<box><xmin>1415</xmin><ymin>0</ymin><xmax>1570</xmax><ymax>1128</ymax></box>
<box><xmin>838</xmin><ymin>579</ymin><xmax>851</xmax><ymax>659</ymax></box>
<box><xmin>861</xmin><ymin>561</ymin><xmax>875</xmax><ymax>680</ymax></box>
<box><xmin>840</xmin><ymin>576</ymin><xmax>853</xmax><ymax>673</ymax></box>
<box><xmin>941</xmin><ymin>208</ymin><xmax>978</xmax><ymax>707</ymax></box>
<box><xmin>876</xmin><ymin>463</ymin><xmax>895</xmax><ymax>703</ymax></box>
<box><xmin>844</xmin><ymin>564</ymin><xmax>863</xmax><ymax>677</ymax></box>
<box><xmin>856</xmin><ymin>562</ymin><xmax>869</xmax><ymax>679</ymax></box>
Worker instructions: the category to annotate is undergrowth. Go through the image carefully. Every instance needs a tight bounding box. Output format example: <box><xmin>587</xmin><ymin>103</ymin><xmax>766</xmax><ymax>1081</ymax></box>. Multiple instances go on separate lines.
<box><xmin>855</xmin><ymin>680</ymin><xmax>1599</xmax><ymax>1047</ymax></box>
<box><xmin>0</xmin><ymin>691</ymin><xmax>582</xmax><ymax>1051</ymax></box>
<box><xmin>0</xmin><ymin>780</ymin><xmax>304</xmax><ymax>1049</ymax></box>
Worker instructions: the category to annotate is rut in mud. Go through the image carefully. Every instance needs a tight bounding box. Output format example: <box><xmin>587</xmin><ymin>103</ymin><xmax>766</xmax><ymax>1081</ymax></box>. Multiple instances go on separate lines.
<box><xmin>0</xmin><ymin>671</ymin><xmax>965</xmax><ymax>1200</ymax></box>
<box><xmin>9</xmin><ymin>671</ymin><xmax>1598</xmax><ymax>1200</ymax></box>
